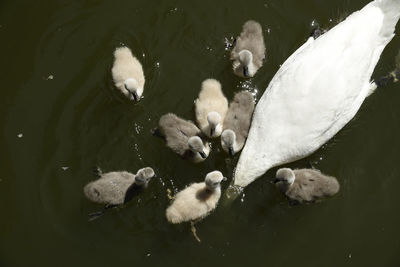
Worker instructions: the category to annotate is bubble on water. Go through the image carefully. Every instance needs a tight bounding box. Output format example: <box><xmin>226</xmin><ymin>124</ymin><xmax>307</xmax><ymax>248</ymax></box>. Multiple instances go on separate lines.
<box><xmin>237</xmin><ymin>80</ymin><xmax>259</xmax><ymax>98</ymax></box>
<box><xmin>206</xmin><ymin>46</ymin><xmax>213</xmax><ymax>51</ymax></box>
<box><xmin>240</xmin><ymin>193</ymin><xmax>246</xmax><ymax>202</ymax></box>
<box><xmin>46</xmin><ymin>75</ymin><xmax>54</xmax><ymax>80</ymax></box>
<box><xmin>267</xmin><ymin>28</ymin><xmax>271</xmax><ymax>34</ymax></box>
<box><xmin>133</xmin><ymin>143</ymin><xmax>143</xmax><ymax>161</ymax></box>
<box><xmin>146</xmin><ymin>253</ymin><xmax>151</xmax><ymax>257</ymax></box>
<box><xmin>224</xmin><ymin>36</ymin><xmax>235</xmax><ymax>51</ymax></box>
<box><xmin>61</xmin><ymin>166</ymin><xmax>69</xmax><ymax>171</ymax></box>
<box><xmin>311</xmin><ymin>20</ymin><xmax>318</xmax><ymax>27</ymax></box>
<box><xmin>142</xmin><ymin>53</ymin><xmax>145</xmax><ymax>58</ymax></box>
<box><xmin>155</xmin><ymin>62</ymin><xmax>160</xmax><ymax>68</ymax></box>
<box><xmin>17</xmin><ymin>133</ymin><xmax>23</xmax><ymax>138</ymax></box>
<box><xmin>134</xmin><ymin>123</ymin><xmax>143</xmax><ymax>134</ymax></box>
<box><xmin>159</xmin><ymin>177</ymin><xmax>166</xmax><ymax>186</ymax></box>
<box><xmin>169</xmin><ymin>7</ymin><xmax>178</xmax><ymax>13</ymax></box>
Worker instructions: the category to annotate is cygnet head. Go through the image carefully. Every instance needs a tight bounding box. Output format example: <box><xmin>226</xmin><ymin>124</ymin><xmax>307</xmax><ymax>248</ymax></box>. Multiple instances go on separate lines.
<box><xmin>274</xmin><ymin>168</ymin><xmax>295</xmax><ymax>185</ymax></box>
<box><xmin>207</xmin><ymin>111</ymin><xmax>222</xmax><ymax>137</ymax></box>
<box><xmin>135</xmin><ymin>167</ymin><xmax>155</xmax><ymax>186</ymax></box>
<box><xmin>221</xmin><ymin>129</ymin><xmax>236</xmax><ymax>156</ymax></box>
<box><xmin>188</xmin><ymin>136</ymin><xmax>207</xmax><ymax>159</ymax></box>
<box><xmin>124</xmin><ymin>78</ymin><xmax>141</xmax><ymax>101</ymax></box>
<box><xmin>238</xmin><ymin>50</ymin><xmax>253</xmax><ymax>77</ymax></box>
<box><xmin>205</xmin><ymin>171</ymin><xmax>226</xmax><ymax>190</ymax></box>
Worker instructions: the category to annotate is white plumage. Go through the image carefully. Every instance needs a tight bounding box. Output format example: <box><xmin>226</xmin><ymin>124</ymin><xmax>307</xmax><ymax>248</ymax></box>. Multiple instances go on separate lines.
<box><xmin>111</xmin><ymin>46</ymin><xmax>145</xmax><ymax>101</ymax></box>
<box><xmin>233</xmin><ymin>0</ymin><xmax>400</xmax><ymax>189</ymax></box>
<box><xmin>194</xmin><ymin>79</ymin><xmax>228</xmax><ymax>138</ymax></box>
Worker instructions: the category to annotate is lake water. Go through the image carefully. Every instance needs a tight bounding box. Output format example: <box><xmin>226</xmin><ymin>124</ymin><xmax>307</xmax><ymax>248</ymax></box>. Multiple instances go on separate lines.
<box><xmin>1</xmin><ymin>0</ymin><xmax>399</xmax><ymax>266</ymax></box>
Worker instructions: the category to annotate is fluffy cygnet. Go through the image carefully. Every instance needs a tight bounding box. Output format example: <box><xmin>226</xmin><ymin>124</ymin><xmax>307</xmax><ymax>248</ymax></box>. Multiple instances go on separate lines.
<box><xmin>194</xmin><ymin>79</ymin><xmax>228</xmax><ymax>138</ymax></box>
<box><xmin>274</xmin><ymin>168</ymin><xmax>339</xmax><ymax>204</ymax></box>
<box><xmin>111</xmin><ymin>46</ymin><xmax>145</xmax><ymax>101</ymax></box>
<box><xmin>231</xmin><ymin>20</ymin><xmax>266</xmax><ymax>78</ymax></box>
<box><xmin>221</xmin><ymin>91</ymin><xmax>255</xmax><ymax>156</ymax></box>
<box><xmin>156</xmin><ymin>113</ymin><xmax>210</xmax><ymax>162</ymax></box>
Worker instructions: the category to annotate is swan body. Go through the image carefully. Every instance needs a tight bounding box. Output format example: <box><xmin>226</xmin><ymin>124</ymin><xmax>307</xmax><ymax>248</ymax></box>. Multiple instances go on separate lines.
<box><xmin>233</xmin><ymin>0</ymin><xmax>400</xmax><ymax>189</ymax></box>
<box><xmin>194</xmin><ymin>79</ymin><xmax>228</xmax><ymax>138</ymax></box>
<box><xmin>111</xmin><ymin>46</ymin><xmax>145</xmax><ymax>101</ymax></box>
<box><xmin>231</xmin><ymin>20</ymin><xmax>266</xmax><ymax>78</ymax></box>
<box><xmin>157</xmin><ymin>113</ymin><xmax>210</xmax><ymax>162</ymax></box>
<box><xmin>274</xmin><ymin>168</ymin><xmax>339</xmax><ymax>204</ymax></box>
<box><xmin>221</xmin><ymin>91</ymin><xmax>255</xmax><ymax>156</ymax></box>
<box><xmin>84</xmin><ymin>167</ymin><xmax>155</xmax><ymax>205</ymax></box>
<box><xmin>166</xmin><ymin>171</ymin><xmax>225</xmax><ymax>224</ymax></box>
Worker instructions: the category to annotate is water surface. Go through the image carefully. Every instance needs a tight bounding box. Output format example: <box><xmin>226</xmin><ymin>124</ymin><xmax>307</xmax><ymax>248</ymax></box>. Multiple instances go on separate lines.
<box><xmin>1</xmin><ymin>0</ymin><xmax>400</xmax><ymax>266</ymax></box>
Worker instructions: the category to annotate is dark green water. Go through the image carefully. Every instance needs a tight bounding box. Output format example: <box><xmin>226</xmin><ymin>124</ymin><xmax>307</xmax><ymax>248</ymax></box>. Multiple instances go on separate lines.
<box><xmin>1</xmin><ymin>0</ymin><xmax>400</xmax><ymax>266</ymax></box>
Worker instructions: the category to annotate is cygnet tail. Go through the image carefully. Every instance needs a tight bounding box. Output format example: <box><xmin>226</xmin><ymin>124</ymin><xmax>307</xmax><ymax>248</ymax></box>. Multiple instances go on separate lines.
<box><xmin>114</xmin><ymin>46</ymin><xmax>132</xmax><ymax>59</ymax></box>
<box><xmin>165</xmin><ymin>206</ymin><xmax>182</xmax><ymax>224</ymax></box>
<box><xmin>373</xmin><ymin>0</ymin><xmax>400</xmax><ymax>39</ymax></box>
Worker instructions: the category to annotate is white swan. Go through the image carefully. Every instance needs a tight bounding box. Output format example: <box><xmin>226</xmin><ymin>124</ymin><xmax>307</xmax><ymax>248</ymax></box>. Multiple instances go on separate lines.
<box><xmin>229</xmin><ymin>0</ymin><xmax>400</xmax><ymax>196</ymax></box>
<box><xmin>231</xmin><ymin>20</ymin><xmax>266</xmax><ymax>78</ymax></box>
<box><xmin>111</xmin><ymin>46</ymin><xmax>145</xmax><ymax>101</ymax></box>
<box><xmin>194</xmin><ymin>79</ymin><xmax>228</xmax><ymax>138</ymax></box>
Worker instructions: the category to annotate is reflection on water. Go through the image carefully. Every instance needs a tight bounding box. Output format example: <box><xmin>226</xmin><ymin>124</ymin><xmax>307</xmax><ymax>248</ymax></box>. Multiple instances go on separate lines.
<box><xmin>1</xmin><ymin>0</ymin><xmax>400</xmax><ymax>266</ymax></box>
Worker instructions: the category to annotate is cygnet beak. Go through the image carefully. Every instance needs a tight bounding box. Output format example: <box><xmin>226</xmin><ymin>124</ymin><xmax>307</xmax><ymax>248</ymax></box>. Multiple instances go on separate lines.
<box><xmin>125</xmin><ymin>85</ymin><xmax>139</xmax><ymax>102</ymax></box>
<box><xmin>199</xmin><ymin>151</ymin><xmax>207</xmax><ymax>159</ymax></box>
<box><xmin>132</xmin><ymin>92</ymin><xmax>138</xmax><ymax>101</ymax></box>
<box><xmin>210</xmin><ymin>127</ymin><xmax>215</xmax><ymax>137</ymax></box>
<box><xmin>229</xmin><ymin>147</ymin><xmax>235</xmax><ymax>157</ymax></box>
<box><xmin>243</xmin><ymin>66</ymin><xmax>249</xmax><ymax>77</ymax></box>
<box><xmin>222</xmin><ymin>177</ymin><xmax>228</xmax><ymax>181</ymax></box>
